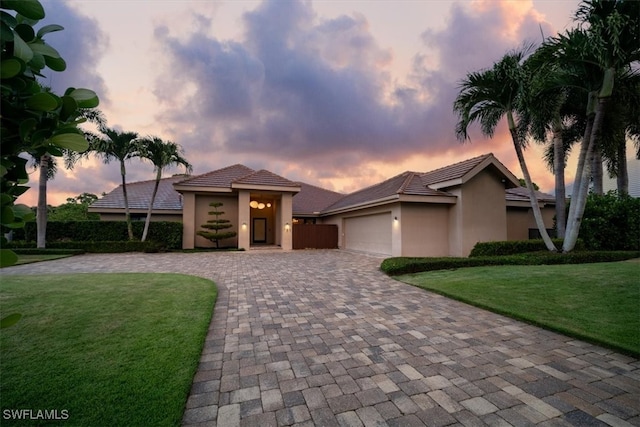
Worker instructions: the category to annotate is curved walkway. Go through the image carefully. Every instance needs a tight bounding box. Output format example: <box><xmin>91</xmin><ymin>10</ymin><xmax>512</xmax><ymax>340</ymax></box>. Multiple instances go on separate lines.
<box><xmin>2</xmin><ymin>250</ymin><xmax>638</xmax><ymax>426</ymax></box>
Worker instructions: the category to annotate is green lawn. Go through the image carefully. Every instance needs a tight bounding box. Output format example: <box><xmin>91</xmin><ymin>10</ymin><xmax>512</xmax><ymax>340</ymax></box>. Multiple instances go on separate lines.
<box><xmin>0</xmin><ymin>273</ymin><xmax>217</xmax><ymax>426</ymax></box>
<box><xmin>13</xmin><ymin>254</ymin><xmax>73</xmax><ymax>265</ymax></box>
<box><xmin>397</xmin><ymin>259</ymin><xmax>640</xmax><ymax>356</ymax></box>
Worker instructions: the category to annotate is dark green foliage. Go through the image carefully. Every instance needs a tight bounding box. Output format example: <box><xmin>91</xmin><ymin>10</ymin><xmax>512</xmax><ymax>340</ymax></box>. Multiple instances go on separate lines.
<box><xmin>12</xmin><ymin>221</ymin><xmax>182</xmax><ymax>249</ymax></box>
<box><xmin>7</xmin><ymin>240</ymin><xmax>164</xmax><ymax>253</ymax></box>
<box><xmin>579</xmin><ymin>192</ymin><xmax>640</xmax><ymax>250</ymax></box>
<box><xmin>380</xmin><ymin>251</ymin><xmax>640</xmax><ymax>276</ymax></box>
<box><xmin>11</xmin><ymin>248</ymin><xmax>85</xmax><ymax>255</ymax></box>
<box><xmin>48</xmin><ymin>202</ymin><xmax>100</xmax><ymax>221</ymax></box>
<box><xmin>196</xmin><ymin>202</ymin><xmax>237</xmax><ymax>249</ymax></box>
<box><xmin>470</xmin><ymin>239</ymin><xmax>585</xmax><ymax>257</ymax></box>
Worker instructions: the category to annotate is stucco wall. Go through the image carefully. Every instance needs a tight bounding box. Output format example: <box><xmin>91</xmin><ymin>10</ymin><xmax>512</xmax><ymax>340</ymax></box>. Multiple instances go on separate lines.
<box><xmin>506</xmin><ymin>205</ymin><xmax>556</xmax><ymax>241</ymax></box>
<box><xmin>193</xmin><ymin>195</ymin><xmax>239</xmax><ymax>248</ymax></box>
<box><xmin>448</xmin><ymin>170</ymin><xmax>508</xmax><ymax>256</ymax></box>
<box><xmin>399</xmin><ymin>203</ymin><xmax>450</xmax><ymax>257</ymax></box>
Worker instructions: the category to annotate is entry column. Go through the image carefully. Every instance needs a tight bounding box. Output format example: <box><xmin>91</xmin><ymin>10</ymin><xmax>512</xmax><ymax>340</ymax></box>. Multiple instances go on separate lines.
<box><xmin>280</xmin><ymin>193</ymin><xmax>293</xmax><ymax>250</ymax></box>
<box><xmin>238</xmin><ymin>190</ymin><xmax>250</xmax><ymax>250</ymax></box>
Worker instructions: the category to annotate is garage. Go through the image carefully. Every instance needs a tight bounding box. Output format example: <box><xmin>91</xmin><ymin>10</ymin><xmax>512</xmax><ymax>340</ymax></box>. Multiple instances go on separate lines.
<box><xmin>344</xmin><ymin>213</ymin><xmax>392</xmax><ymax>255</ymax></box>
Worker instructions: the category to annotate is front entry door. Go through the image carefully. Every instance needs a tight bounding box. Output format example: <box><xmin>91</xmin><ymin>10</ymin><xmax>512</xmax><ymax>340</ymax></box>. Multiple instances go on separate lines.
<box><xmin>253</xmin><ymin>218</ymin><xmax>267</xmax><ymax>243</ymax></box>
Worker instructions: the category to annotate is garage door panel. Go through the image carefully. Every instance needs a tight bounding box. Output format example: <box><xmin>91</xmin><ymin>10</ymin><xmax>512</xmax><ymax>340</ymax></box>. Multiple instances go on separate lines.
<box><xmin>344</xmin><ymin>213</ymin><xmax>391</xmax><ymax>255</ymax></box>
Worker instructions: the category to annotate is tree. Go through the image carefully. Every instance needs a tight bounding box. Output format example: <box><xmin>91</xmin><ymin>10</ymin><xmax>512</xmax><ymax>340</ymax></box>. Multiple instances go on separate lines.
<box><xmin>562</xmin><ymin>0</ymin><xmax>640</xmax><ymax>253</ymax></box>
<box><xmin>1</xmin><ymin>0</ymin><xmax>99</xmax><ymax>262</ymax></box>
<box><xmin>48</xmin><ymin>193</ymin><xmax>99</xmax><ymax>221</ymax></box>
<box><xmin>91</xmin><ymin>127</ymin><xmax>140</xmax><ymax>240</ymax></box>
<box><xmin>196</xmin><ymin>202</ymin><xmax>237</xmax><ymax>249</ymax></box>
<box><xmin>453</xmin><ymin>46</ymin><xmax>558</xmax><ymax>252</ymax></box>
<box><xmin>137</xmin><ymin>136</ymin><xmax>192</xmax><ymax>242</ymax></box>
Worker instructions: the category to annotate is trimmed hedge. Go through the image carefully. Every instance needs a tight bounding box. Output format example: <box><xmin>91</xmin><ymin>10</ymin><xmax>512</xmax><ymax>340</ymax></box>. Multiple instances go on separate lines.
<box><xmin>6</xmin><ymin>241</ymin><xmax>164</xmax><ymax>253</ymax></box>
<box><xmin>380</xmin><ymin>251</ymin><xmax>640</xmax><ymax>276</ymax></box>
<box><xmin>11</xmin><ymin>221</ymin><xmax>182</xmax><ymax>249</ymax></box>
<box><xmin>469</xmin><ymin>239</ymin><xmax>585</xmax><ymax>257</ymax></box>
<box><xmin>11</xmin><ymin>248</ymin><xmax>86</xmax><ymax>255</ymax></box>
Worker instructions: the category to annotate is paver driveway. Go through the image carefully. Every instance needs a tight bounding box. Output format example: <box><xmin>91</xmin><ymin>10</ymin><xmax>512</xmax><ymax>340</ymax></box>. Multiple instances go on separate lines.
<box><xmin>2</xmin><ymin>250</ymin><xmax>638</xmax><ymax>426</ymax></box>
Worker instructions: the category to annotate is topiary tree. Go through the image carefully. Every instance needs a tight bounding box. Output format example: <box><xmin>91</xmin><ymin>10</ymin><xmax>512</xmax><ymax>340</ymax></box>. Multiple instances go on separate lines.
<box><xmin>196</xmin><ymin>202</ymin><xmax>237</xmax><ymax>249</ymax></box>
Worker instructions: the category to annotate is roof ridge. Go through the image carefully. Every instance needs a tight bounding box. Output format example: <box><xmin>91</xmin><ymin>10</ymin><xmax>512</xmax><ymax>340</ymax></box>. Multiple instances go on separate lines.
<box><xmin>177</xmin><ymin>164</ymin><xmax>254</xmax><ymax>184</ymax></box>
<box><xmin>421</xmin><ymin>153</ymin><xmax>493</xmax><ymax>177</ymax></box>
<box><xmin>296</xmin><ymin>181</ymin><xmax>344</xmax><ymax>196</ymax></box>
<box><xmin>397</xmin><ymin>172</ymin><xmax>420</xmax><ymax>194</ymax></box>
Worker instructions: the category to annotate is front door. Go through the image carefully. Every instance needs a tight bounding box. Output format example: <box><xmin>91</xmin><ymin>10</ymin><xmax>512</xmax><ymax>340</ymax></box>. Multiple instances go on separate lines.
<box><xmin>253</xmin><ymin>218</ymin><xmax>267</xmax><ymax>243</ymax></box>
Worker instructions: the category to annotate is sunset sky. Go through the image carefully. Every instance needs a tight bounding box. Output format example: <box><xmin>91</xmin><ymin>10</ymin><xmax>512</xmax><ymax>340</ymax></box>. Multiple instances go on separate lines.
<box><xmin>21</xmin><ymin>0</ymin><xmax>581</xmax><ymax>206</ymax></box>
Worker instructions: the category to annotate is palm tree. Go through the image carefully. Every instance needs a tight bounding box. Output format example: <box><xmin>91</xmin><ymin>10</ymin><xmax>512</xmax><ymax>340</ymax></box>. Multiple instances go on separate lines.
<box><xmin>137</xmin><ymin>136</ymin><xmax>192</xmax><ymax>242</ymax></box>
<box><xmin>562</xmin><ymin>0</ymin><xmax>640</xmax><ymax>252</ymax></box>
<box><xmin>92</xmin><ymin>127</ymin><xmax>140</xmax><ymax>240</ymax></box>
<box><xmin>453</xmin><ymin>46</ymin><xmax>558</xmax><ymax>252</ymax></box>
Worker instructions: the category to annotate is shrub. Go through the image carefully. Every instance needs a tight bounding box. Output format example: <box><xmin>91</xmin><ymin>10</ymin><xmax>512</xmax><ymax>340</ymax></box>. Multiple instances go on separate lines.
<box><xmin>380</xmin><ymin>251</ymin><xmax>640</xmax><ymax>276</ymax></box>
<box><xmin>470</xmin><ymin>239</ymin><xmax>584</xmax><ymax>257</ymax></box>
<box><xmin>11</xmin><ymin>221</ymin><xmax>182</xmax><ymax>249</ymax></box>
<box><xmin>579</xmin><ymin>192</ymin><xmax>640</xmax><ymax>251</ymax></box>
<box><xmin>7</xmin><ymin>241</ymin><xmax>164</xmax><ymax>253</ymax></box>
<box><xmin>11</xmin><ymin>248</ymin><xmax>85</xmax><ymax>255</ymax></box>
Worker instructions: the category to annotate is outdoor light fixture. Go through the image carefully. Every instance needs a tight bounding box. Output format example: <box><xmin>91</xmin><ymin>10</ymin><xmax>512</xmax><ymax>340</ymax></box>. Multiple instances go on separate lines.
<box><xmin>267</xmin><ymin>203</ymin><xmax>271</xmax><ymax>208</ymax></box>
<box><xmin>258</xmin><ymin>203</ymin><xmax>265</xmax><ymax>209</ymax></box>
<box><xmin>394</xmin><ymin>216</ymin><xmax>398</xmax><ymax>221</ymax></box>
<box><xmin>285</xmin><ymin>222</ymin><xmax>290</xmax><ymax>232</ymax></box>
<box><xmin>242</xmin><ymin>222</ymin><xmax>247</xmax><ymax>229</ymax></box>
<box><xmin>249</xmin><ymin>200</ymin><xmax>258</xmax><ymax>208</ymax></box>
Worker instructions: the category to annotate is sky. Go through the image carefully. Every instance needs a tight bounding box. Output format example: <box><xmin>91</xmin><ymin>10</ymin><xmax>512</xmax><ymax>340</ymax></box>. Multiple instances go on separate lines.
<box><xmin>20</xmin><ymin>0</ymin><xmax>581</xmax><ymax>206</ymax></box>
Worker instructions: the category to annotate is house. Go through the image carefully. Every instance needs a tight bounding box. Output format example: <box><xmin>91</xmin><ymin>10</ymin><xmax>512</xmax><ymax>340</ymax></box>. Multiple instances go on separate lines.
<box><xmin>89</xmin><ymin>153</ymin><xmax>556</xmax><ymax>257</ymax></box>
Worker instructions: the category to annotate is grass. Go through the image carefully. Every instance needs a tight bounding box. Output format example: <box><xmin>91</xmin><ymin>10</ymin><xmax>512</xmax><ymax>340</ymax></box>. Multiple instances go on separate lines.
<box><xmin>0</xmin><ymin>273</ymin><xmax>217</xmax><ymax>426</ymax></box>
<box><xmin>13</xmin><ymin>254</ymin><xmax>73</xmax><ymax>265</ymax></box>
<box><xmin>397</xmin><ymin>259</ymin><xmax>640</xmax><ymax>357</ymax></box>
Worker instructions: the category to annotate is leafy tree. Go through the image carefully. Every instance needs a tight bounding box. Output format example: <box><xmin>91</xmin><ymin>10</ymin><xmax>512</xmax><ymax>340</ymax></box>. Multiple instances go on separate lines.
<box><xmin>137</xmin><ymin>136</ymin><xmax>192</xmax><ymax>242</ymax></box>
<box><xmin>453</xmin><ymin>45</ymin><xmax>558</xmax><ymax>252</ymax></box>
<box><xmin>196</xmin><ymin>202</ymin><xmax>237</xmax><ymax>249</ymax></box>
<box><xmin>91</xmin><ymin>127</ymin><xmax>140</xmax><ymax>240</ymax></box>
<box><xmin>48</xmin><ymin>193</ymin><xmax>99</xmax><ymax>221</ymax></box>
<box><xmin>518</xmin><ymin>179</ymin><xmax>539</xmax><ymax>191</ymax></box>
<box><xmin>1</xmin><ymin>0</ymin><xmax>99</xmax><ymax>263</ymax></box>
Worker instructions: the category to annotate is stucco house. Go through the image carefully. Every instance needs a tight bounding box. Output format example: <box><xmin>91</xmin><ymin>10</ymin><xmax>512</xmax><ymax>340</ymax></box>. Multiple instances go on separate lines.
<box><xmin>89</xmin><ymin>153</ymin><xmax>556</xmax><ymax>257</ymax></box>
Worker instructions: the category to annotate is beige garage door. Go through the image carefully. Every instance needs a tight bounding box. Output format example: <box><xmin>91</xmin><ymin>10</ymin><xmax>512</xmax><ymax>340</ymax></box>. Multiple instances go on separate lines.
<box><xmin>344</xmin><ymin>213</ymin><xmax>392</xmax><ymax>255</ymax></box>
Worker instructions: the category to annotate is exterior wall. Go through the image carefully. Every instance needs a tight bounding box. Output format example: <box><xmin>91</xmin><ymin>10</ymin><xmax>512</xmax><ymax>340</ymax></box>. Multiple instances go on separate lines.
<box><xmin>399</xmin><ymin>203</ymin><xmax>450</xmax><ymax>257</ymax></box>
<box><xmin>182</xmin><ymin>193</ymin><xmax>196</xmax><ymax>249</ymax></box>
<box><xmin>448</xmin><ymin>170</ymin><xmax>508</xmax><ymax>257</ymax></box>
<box><xmin>193</xmin><ymin>194</ymin><xmax>239</xmax><ymax>248</ymax></box>
<box><xmin>506</xmin><ymin>205</ymin><xmax>556</xmax><ymax>241</ymax></box>
<box><xmin>238</xmin><ymin>191</ymin><xmax>250</xmax><ymax>250</ymax></box>
<box><xmin>98</xmin><ymin>213</ymin><xmax>182</xmax><ymax>222</ymax></box>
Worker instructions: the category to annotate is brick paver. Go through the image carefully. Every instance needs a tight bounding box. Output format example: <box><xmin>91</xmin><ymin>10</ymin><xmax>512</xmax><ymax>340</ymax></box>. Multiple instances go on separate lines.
<box><xmin>3</xmin><ymin>250</ymin><xmax>638</xmax><ymax>426</ymax></box>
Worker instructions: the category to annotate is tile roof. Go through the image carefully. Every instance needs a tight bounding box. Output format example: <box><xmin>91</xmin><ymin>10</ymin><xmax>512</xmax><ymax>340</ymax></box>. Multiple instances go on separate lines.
<box><xmin>234</xmin><ymin>169</ymin><xmax>300</xmax><ymax>188</ymax></box>
<box><xmin>420</xmin><ymin>153</ymin><xmax>493</xmax><ymax>186</ymax></box>
<box><xmin>176</xmin><ymin>164</ymin><xmax>255</xmax><ymax>188</ymax></box>
<box><xmin>292</xmin><ymin>182</ymin><xmax>344</xmax><ymax>215</ymax></box>
<box><xmin>324</xmin><ymin>171</ymin><xmax>454</xmax><ymax>212</ymax></box>
<box><xmin>90</xmin><ymin>175</ymin><xmax>186</xmax><ymax>211</ymax></box>
<box><xmin>506</xmin><ymin>187</ymin><xmax>555</xmax><ymax>203</ymax></box>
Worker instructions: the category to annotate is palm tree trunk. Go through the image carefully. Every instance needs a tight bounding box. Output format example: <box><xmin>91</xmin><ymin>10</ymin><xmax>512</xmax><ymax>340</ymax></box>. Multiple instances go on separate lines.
<box><xmin>508</xmin><ymin>113</ymin><xmax>557</xmax><ymax>252</ymax></box>
<box><xmin>616</xmin><ymin>141</ymin><xmax>628</xmax><ymax>195</ymax></box>
<box><xmin>591</xmin><ymin>145</ymin><xmax>604</xmax><ymax>195</ymax></box>
<box><xmin>120</xmin><ymin>160</ymin><xmax>134</xmax><ymax>240</ymax></box>
<box><xmin>141</xmin><ymin>169</ymin><xmax>161</xmax><ymax>242</ymax></box>
<box><xmin>36</xmin><ymin>154</ymin><xmax>50</xmax><ymax>249</ymax></box>
<box><xmin>564</xmin><ymin>97</ymin><xmax>608</xmax><ymax>252</ymax></box>
<box><xmin>552</xmin><ymin>118</ymin><xmax>566</xmax><ymax>238</ymax></box>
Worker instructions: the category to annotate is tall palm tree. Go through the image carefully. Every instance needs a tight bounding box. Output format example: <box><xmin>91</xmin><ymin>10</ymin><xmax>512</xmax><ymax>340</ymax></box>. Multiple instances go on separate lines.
<box><xmin>563</xmin><ymin>0</ymin><xmax>640</xmax><ymax>252</ymax></box>
<box><xmin>92</xmin><ymin>127</ymin><xmax>140</xmax><ymax>240</ymax></box>
<box><xmin>453</xmin><ymin>46</ymin><xmax>558</xmax><ymax>252</ymax></box>
<box><xmin>137</xmin><ymin>136</ymin><xmax>192</xmax><ymax>242</ymax></box>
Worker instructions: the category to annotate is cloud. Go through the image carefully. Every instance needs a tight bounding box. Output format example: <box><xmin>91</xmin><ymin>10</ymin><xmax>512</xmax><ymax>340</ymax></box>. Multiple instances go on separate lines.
<box><xmin>152</xmin><ymin>0</ymin><xmax>561</xmax><ymax>190</ymax></box>
<box><xmin>39</xmin><ymin>0</ymin><xmax>109</xmax><ymax>103</ymax></box>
